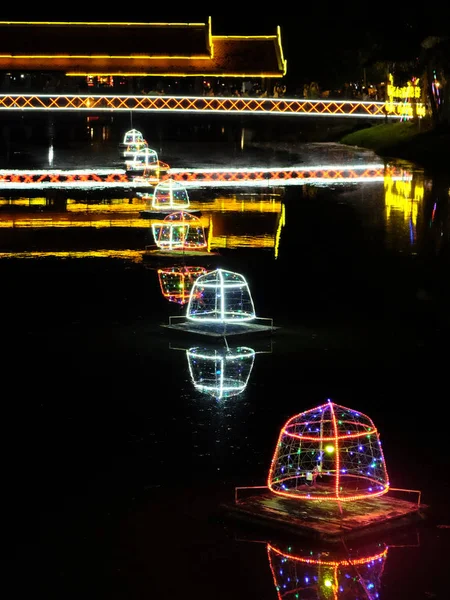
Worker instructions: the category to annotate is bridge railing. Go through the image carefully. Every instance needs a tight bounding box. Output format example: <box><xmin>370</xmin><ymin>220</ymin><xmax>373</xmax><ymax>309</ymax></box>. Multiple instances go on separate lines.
<box><xmin>0</xmin><ymin>94</ymin><xmax>420</xmax><ymax>118</ymax></box>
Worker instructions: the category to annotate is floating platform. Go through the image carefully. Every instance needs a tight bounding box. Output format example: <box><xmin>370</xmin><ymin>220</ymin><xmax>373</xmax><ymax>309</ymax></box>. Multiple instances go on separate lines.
<box><xmin>221</xmin><ymin>489</ymin><xmax>427</xmax><ymax>543</ymax></box>
<box><xmin>161</xmin><ymin>316</ymin><xmax>279</xmax><ymax>339</ymax></box>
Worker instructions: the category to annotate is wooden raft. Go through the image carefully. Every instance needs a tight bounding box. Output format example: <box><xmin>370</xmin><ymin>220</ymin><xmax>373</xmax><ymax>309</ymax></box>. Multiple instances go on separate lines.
<box><xmin>221</xmin><ymin>492</ymin><xmax>427</xmax><ymax>542</ymax></box>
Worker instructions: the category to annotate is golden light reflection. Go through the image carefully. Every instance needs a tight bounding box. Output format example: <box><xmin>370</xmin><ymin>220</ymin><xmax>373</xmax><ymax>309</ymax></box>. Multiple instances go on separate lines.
<box><xmin>274</xmin><ymin>204</ymin><xmax>285</xmax><ymax>259</ymax></box>
<box><xmin>0</xmin><ymin>249</ymin><xmax>144</xmax><ymax>262</ymax></box>
<box><xmin>384</xmin><ymin>170</ymin><xmax>425</xmax><ymax>246</ymax></box>
<box><xmin>0</xmin><ymin>192</ymin><xmax>284</xmax><ymax>253</ymax></box>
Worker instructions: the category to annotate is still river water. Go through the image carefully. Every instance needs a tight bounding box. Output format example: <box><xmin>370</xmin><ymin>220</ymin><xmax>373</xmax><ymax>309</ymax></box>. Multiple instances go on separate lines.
<box><xmin>3</xmin><ymin>116</ymin><xmax>450</xmax><ymax>599</ymax></box>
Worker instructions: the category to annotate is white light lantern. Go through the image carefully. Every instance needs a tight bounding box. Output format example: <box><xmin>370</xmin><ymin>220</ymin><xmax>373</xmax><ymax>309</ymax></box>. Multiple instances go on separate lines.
<box><xmin>187</xmin><ymin>268</ymin><xmax>256</xmax><ymax>322</ymax></box>
<box><xmin>187</xmin><ymin>346</ymin><xmax>256</xmax><ymax>399</ymax></box>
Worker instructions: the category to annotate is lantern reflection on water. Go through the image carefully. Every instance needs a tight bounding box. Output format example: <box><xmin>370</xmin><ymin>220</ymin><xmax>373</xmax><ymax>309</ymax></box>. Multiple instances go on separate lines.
<box><xmin>158</xmin><ymin>266</ymin><xmax>208</xmax><ymax>305</ymax></box>
<box><xmin>187</xmin><ymin>346</ymin><xmax>256</xmax><ymax>399</ymax></box>
<box><xmin>152</xmin><ymin>179</ymin><xmax>190</xmax><ymax>210</ymax></box>
<box><xmin>125</xmin><ymin>147</ymin><xmax>159</xmax><ymax>172</ymax></box>
<box><xmin>268</xmin><ymin>399</ymin><xmax>389</xmax><ymax>502</ymax></box>
<box><xmin>152</xmin><ymin>211</ymin><xmax>208</xmax><ymax>251</ymax></box>
<box><xmin>267</xmin><ymin>540</ymin><xmax>388</xmax><ymax>600</ymax></box>
<box><xmin>187</xmin><ymin>268</ymin><xmax>256</xmax><ymax>322</ymax></box>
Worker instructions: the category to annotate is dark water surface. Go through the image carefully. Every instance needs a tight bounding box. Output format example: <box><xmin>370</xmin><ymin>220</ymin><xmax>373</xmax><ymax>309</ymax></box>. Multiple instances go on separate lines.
<box><xmin>2</xmin><ymin>119</ymin><xmax>450</xmax><ymax>599</ymax></box>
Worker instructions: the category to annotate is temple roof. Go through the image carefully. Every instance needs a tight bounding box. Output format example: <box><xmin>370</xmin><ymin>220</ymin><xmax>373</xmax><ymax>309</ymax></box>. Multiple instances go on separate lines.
<box><xmin>0</xmin><ymin>21</ymin><xmax>210</xmax><ymax>57</ymax></box>
<box><xmin>0</xmin><ymin>20</ymin><xmax>286</xmax><ymax>77</ymax></box>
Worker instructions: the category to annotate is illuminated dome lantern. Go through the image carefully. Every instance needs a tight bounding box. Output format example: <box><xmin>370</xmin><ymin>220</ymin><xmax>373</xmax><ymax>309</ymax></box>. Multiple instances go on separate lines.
<box><xmin>121</xmin><ymin>129</ymin><xmax>145</xmax><ymax>146</ymax></box>
<box><xmin>187</xmin><ymin>346</ymin><xmax>255</xmax><ymax>399</ymax></box>
<box><xmin>152</xmin><ymin>179</ymin><xmax>190</xmax><ymax>210</ymax></box>
<box><xmin>267</xmin><ymin>540</ymin><xmax>388</xmax><ymax>600</ymax></box>
<box><xmin>152</xmin><ymin>211</ymin><xmax>207</xmax><ymax>251</ymax></box>
<box><xmin>123</xmin><ymin>138</ymin><xmax>148</xmax><ymax>158</ymax></box>
<box><xmin>158</xmin><ymin>266</ymin><xmax>208</xmax><ymax>305</ymax></box>
<box><xmin>187</xmin><ymin>268</ymin><xmax>256</xmax><ymax>322</ymax></box>
<box><xmin>268</xmin><ymin>399</ymin><xmax>389</xmax><ymax>502</ymax></box>
<box><xmin>126</xmin><ymin>147</ymin><xmax>159</xmax><ymax>172</ymax></box>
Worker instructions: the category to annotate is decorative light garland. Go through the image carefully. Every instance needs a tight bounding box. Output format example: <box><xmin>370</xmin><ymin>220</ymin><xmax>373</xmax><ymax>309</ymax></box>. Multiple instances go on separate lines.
<box><xmin>267</xmin><ymin>399</ymin><xmax>389</xmax><ymax>502</ymax></box>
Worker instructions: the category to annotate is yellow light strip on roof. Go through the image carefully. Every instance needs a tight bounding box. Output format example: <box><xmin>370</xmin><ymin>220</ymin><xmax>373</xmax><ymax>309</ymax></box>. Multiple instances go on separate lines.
<box><xmin>208</xmin><ymin>16</ymin><xmax>213</xmax><ymax>59</ymax></box>
<box><xmin>0</xmin><ymin>21</ymin><xmax>207</xmax><ymax>26</ymax></box>
<box><xmin>0</xmin><ymin>54</ymin><xmax>211</xmax><ymax>59</ymax></box>
<box><xmin>214</xmin><ymin>35</ymin><xmax>278</xmax><ymax>40</ymax></box>
<box><xmin>65</xmin><ymin>72</ymin><xmax>283</xmax><ymax>77</ymax></box>
<box><xmin>276</xmin><ymin>26</ymin><xmax>287</xmax><ymax>75</ymax></box>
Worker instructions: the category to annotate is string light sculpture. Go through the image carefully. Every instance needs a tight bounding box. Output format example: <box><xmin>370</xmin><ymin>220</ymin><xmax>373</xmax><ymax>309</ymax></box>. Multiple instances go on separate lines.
<box><xmin>268</xmin><ymin>399</ymin><xmax>389</xmax><ymax>502</ymax></box>
<box><xmin>125</xmin><ymin>147</ymin><xmax>159</xmax><ymax>172</ymax></box>
<box><xmin>152</xmin><ymin>211</ymin><xmax>207</xmax><ymax>251</ymax></box>
<box><xmin>121</xmin><ymin>129</ymin><xmax>145</xmax><ymax>146</ymax></box>
<box><xmin>151</xmin><ymin>179</ymin><xmax>190</xmax><ymax>210</ymax></box>
<box><xmin>157</xmin><ymin>266</ymin><xmax>208</xmax><ymax>304</ymax></box>
<box><xmin>123</xmin><ymin>138</ymin><xmax>148</xmax><ymax>158</ymax></box>
<box><xmin>267</xmin><ymin>540</ymin><xmax>388</xmax><ymax>600</ymax></box>
<box><xmin>187</xmin><ymin>346</ymin><xmax>255</xmax><ymax>399</ymax></box>
<box><xmin>187</xmin><ymin>268</ymin><xmax>256</xmax><ymax>322</ymax></box>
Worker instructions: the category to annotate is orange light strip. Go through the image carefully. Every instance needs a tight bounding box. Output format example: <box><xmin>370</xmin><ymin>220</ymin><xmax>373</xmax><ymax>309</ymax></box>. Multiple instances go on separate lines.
<box><xmin>0</xmin><ymin>95</ymin><xmax>410</xmax><ymax>117</ymax></box>
<box><xmin>268</xmin><ymin>544</ymin><xmax>388</xmax><ymax>567</ymax></box>
<box><xmin>171</xmin><ymin>167</ymin><xmax>383</xmax><ymax>181</ymax></box>
<box><xmin>0</xmin><ymin>165</ymin><xmax>409</xmax><ymax>191</ymax></box>
<box><xmin>265</xmin><ymin>484</ymin><xmax>388</xmax><ymax>503</ymax></box>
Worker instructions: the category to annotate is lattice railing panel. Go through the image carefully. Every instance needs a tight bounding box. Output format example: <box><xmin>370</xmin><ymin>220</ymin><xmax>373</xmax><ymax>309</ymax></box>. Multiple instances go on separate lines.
<box><xmin>0</xmin><ymin>94</ymin><xmax>413</xmax><ymax>117</ymax></box>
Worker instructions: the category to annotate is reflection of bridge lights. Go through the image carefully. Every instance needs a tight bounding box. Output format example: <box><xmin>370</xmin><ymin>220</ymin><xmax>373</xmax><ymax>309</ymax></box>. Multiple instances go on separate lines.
<box><xmin>158</xmin><ymin>266</ymin><xmax>208</xmax><ymax>305</ymax></box>
<box><xmin>267</xmin><ymin>542</ymin><xmax>388</xmax><ymax>600</ymax></box>
<box><xmin>168</xmin><ymin>164</ymin><xmax>410</xmax><ymax>188</ymax></box>
<box><xmin>0</xmin><ymin>164</ymin><xmax>411</xmax><ymax>190</ymax></box>
<box><xmin>152</xmin><ymin>211</ymin><xmax>207</xmax><ymax>250</ymax></box>
<box><xmin>187</xmin><ymin>346</ymin><xmax>256</xmax><ymax>399</ymax></box>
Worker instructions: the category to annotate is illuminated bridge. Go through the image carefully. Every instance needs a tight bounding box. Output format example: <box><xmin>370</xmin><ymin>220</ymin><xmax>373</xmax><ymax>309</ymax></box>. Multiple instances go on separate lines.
<box><xmin>0</xmin><ymin>94</ymin><xmax>411</xmax><ymax>119</ymax></box>
<box><xmin>0</xmin><ymin>21</ymin><xmax>421</xmax><ymax>119</ymax></box>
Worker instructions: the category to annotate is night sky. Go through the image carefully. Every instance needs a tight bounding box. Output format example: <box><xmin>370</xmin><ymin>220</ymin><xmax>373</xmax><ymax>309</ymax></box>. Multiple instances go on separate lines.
<box><xmin>0</xmin><ymin>10</ymin><xmax>442</xmax><ymax>89</ymax></box>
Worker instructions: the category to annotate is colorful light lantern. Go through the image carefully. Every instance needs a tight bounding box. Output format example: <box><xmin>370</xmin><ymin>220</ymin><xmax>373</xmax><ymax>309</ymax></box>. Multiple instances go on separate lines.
<box><xmin>158</xmin><ymin>266</ymin><xmax>208</xmax><ymax>304</ymax></box>
<box><xmin>126</xmin><ymin>147</ymin><xmax>159</xmax><ymax>172</ymax></box>
<box><xmin>121</xmin><ymin>128</ymin><xmax>145</xmax><ymax>146</ymax></box>
<box><xmin>186</xmin><ymin>346</ymin><xmax>255</xmax><ymax>399</ymax></box>
<box><xmin>267</xmin><ymin>540</ymin><xmax>388</xmax><ymax>600</ymax></box>
<box><xmin>151</xmin><ymin>179</ymin><xmax>190</xmax><ymax>210</ymax></box>
<box><xmin>152</xmin><ymin>211</ymin><xmax>207</xmax><ymax>251</ymax></box>
<box><xmin>268</xmin><ymin>399</ymin><xmax>389</xmax><ymax>502</ymax></box>
<box><xmin>186</xmin><ymin>268</ymin><xmax>256</xmax><ymax>322</ymax></box>
<box><xmin>123</xmin><ymin>138</ymin><xmax>148</xmax><ymax>158</ymax></box>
